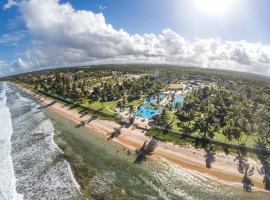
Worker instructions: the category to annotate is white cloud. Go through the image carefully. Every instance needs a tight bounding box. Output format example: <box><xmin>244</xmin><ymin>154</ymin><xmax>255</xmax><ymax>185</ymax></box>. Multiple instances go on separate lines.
<box><xmin>3</xmin><ymin>0</ymin><xmax>21</xmax><ymax>10</ymax></box>
<box><xmin>0</xmin><ymin>31</ymin><xmax>26</xmax><ymax>44</ymax></box>
<box><xmin>2</xmin><ymin>0</ymin><xmax>270</xmax><ymax>76</ymax></box>
<box><xmin>98</xmin><ymin>5</ymin><xmax>107</xmax><ymax>10</ymax></box>
<box><xmin>14</xmin><ymin>58</ymin><xmax>29</xmax><ymax>69</ymax></box>
<box><xmin>0</xmin><ymin>59</ymin><xmax>17</xmax><ymax>76</ymax></box>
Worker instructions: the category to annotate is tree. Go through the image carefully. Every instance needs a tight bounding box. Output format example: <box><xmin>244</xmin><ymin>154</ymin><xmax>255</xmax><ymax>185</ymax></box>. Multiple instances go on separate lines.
<box><xmin>101</xmin><ymin>90</ymin><xmax>105</xmax><ymax>109</ymax></box>
<box><xmin>241</xmin><ymin>162</ymin><xmax>255</xmax><ymax>192</ymax></box>
<box><xmin>129</xmin><ymin>105</ymin><xmax>134</xmax><ymax>117</ymax></box>
<box><xmin>156</xmin><ymin>109</ymin><xmax>170</xmax><ymax>128</ymax></box>
<box><xmin>34</xmin><ymin>82</ymin><xmax>38</xmax><ymax>90</ymax></box>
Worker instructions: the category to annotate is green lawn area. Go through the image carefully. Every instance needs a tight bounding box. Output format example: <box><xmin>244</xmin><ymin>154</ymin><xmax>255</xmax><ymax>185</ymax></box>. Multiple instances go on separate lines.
<box><xmin>127</xmin><ymin>98</ymin><xmax>144</xmax><ymax>107</ymax></box>
<box><xmin>146</xmin><ymin>128</ymin><xmax>194</xmax><ymax>146</ymax></box>
<box><xmin>213</xmin><ymin>131</ymin><xmax>258</xmax><ymax>147</ymax></box>
<box><xmin>80</xmin><ymin>97</ymin><xmax>144</xmax><ymax>116</ymax></box>
<box><xmin>81</xmin><ymin>99</ymin><xmax>118</xmax><ymax>115</ymax></box>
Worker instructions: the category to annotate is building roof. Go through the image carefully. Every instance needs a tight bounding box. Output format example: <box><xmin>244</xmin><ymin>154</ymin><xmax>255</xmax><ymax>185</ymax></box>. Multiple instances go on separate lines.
<box><xmin>168</xmin><ymin>84</ymin><xmax>183</xmax><ymax>90</ymax></box>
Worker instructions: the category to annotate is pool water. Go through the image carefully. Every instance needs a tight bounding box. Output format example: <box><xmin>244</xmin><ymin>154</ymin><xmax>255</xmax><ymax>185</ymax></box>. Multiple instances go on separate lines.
<box><xmin>135</xmin><ymin>93</ymin><xmax>184</xmax><ymax>119</ymax></box>
<box><xmin>144</xmin><ymin>93</ymin><xmax>166</xmax><ymax>104</ymax></box>
<box><xmin>172</xmin><ymin>94</ymin><xmax>184</xmax><ymax>107</ymax></box>
<box><xmin>136</xmin><ymin>105</ymin><xmax>162</xmax><ymax>119</ymax></box>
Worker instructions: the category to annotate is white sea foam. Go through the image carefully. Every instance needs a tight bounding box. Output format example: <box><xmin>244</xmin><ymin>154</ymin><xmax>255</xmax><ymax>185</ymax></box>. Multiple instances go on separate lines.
<box><xmin>0</xmin><ymin>82</ymin><xmax>23</xmax><ymax>200</ymax></box>
<box><xmin>6</xmin><ymin>85</ymin><xmax>81</xmax><ymax>200</ymax></box>
<box><xmin>151</xmin><ymin>160</ymin><xmax>231</xmax><ymax>199</ymax></box>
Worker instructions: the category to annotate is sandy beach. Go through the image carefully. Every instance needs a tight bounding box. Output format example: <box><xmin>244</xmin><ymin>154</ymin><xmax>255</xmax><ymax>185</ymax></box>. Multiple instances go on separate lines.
<box><xmin>18</xmin><ymin>85</ymin><xmax>268</xmax><ymax>192</ymax></box>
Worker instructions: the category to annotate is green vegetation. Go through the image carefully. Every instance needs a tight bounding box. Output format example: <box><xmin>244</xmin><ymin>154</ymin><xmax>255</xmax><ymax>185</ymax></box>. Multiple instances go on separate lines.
<box><xmin>81</xmin><ymin>99</ymin><xmax>117</xmax><ymax>115</ymax></box>
<box><xmin>2</xmin><ymin>64</ymin><xmax>270</xmax><ymax>153</ymax></box>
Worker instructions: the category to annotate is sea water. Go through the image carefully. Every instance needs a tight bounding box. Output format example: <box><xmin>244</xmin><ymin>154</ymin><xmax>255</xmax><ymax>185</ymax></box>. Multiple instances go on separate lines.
<box><xmin>46</xmin><ymin>106</ymin><xmax>270</xmax><ymax>200</ymax></box>
<box><xmin>0</xmin><ymin>82</ymin><xmax>23</xmax><ymax>200</ymax></box>
<box><xmin>2</xmin><ymin>83</ymin><xmax>81</xmax><ymax>200</ymax></box>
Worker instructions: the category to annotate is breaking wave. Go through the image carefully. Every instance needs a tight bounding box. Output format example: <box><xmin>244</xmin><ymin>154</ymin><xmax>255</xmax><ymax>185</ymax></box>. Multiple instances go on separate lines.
<box><xmin>0</xmin><ymin>82</ymin><xmax>23</xmax><ymax>200</ymax></box>
<box><xmin>5</xmin><ymin>83</ymin><xmax>81</xmax><ymax>200</ymax></box>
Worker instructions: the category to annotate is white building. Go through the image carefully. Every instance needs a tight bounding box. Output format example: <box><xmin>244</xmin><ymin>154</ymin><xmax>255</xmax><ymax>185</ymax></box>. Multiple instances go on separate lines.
<box><xmin>154</xmin><ymin>68</ymin><xmax>160</xmax><ymax>77</ymax></box>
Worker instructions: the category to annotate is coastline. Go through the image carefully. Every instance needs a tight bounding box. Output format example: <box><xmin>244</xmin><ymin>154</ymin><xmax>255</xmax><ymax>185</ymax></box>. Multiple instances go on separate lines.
<box><xmin>0</xmin><ymin>82</ymin><xmax>23</xmax><ymax>200</ymax></box>
<box><xmin>16</xmin><ymin>84</ymin><xmax>268</xmax><ymax>192</ymax></box>
<box><xmin>2</xmin><ymin>83</ymin><xmax>82</xmax><ymax>199</ymax></box>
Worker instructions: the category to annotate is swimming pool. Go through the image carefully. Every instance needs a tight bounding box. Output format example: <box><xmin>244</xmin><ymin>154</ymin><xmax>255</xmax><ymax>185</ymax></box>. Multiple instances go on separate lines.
<box><xmin>144</xmin><ymin>93</ymin><xmax>166</xmax><ymax>104</ymax></box>
<box><xmin>172</xmin><ymin>94</ymin><xmax>184</xmax><ymax>107</ymax></box>
<box><xmin>134</xmin><ymin>93</ymin><xmax>184</xmax><ymax>119</ymax></box>
<box><xmin>135</xmin><ymin>105</ymin><xmax>162</xmax><ymax>119</ymax></box>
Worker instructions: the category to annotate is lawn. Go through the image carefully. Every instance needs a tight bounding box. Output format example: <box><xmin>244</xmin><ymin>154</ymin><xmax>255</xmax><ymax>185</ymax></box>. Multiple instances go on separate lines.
<box><xmin>127</xmin><ymin>98</ymin><xmax>144</xmax><ymax>107</ymax></box>
<box><xmin>213</xmin><ymin>131</ymin><xmax>259</xmax><ymax>147</ymax></box>
<box><xmin>81</xmin><ymin>99</ymin><xmax>118</xmax><ymax>115</ymax></box>
<box><xmin>80</xmin><ymin>97</ymin><xmax>144</xmax><ymax>115</ymax></box>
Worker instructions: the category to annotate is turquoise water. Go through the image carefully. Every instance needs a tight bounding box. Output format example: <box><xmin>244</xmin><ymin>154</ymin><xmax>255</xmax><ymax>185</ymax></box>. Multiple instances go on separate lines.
<box><xmin>172</xmin><ymin>94</ymin><xmax>184</xmax><ymax>107</ymax></box>
<box><xmin>145</xmin><ymin>93</ymin><xmax>166</xmax><ymax>104</ymax></box>
<box><xmin>45</xmin><ymin>108</ymin><xmax>270</xmax><ymax>200</ymax></box>
<box><xmin>136</xmin><ymin>105</ymin><xmax>162</xmax><ymax>119</ymax></box>
<box><xmin>134</xmin><ymin>93</ymin><xmax>166</xmax><ymax>119</ymax></box>
<box><xmin>135</xmin><ymin>93</ymin><xmax>184</xmax><ymax>119</ymax></box>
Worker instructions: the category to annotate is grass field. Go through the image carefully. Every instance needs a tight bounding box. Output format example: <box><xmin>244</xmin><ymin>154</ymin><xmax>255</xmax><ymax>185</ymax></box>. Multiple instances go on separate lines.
<box><xmin>81</xmin><ymin>99</ymin><xmax>118</xmax><ymax>115</ymax></box>
<box><xmin>80</xmin><ymin>97</ymin><xmax>144</xmax><ymax>116</ymax></box>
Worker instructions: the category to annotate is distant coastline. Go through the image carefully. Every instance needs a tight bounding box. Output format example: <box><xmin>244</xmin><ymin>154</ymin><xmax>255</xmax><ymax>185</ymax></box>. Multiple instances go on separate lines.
<box><xmin>14</xmin><ymin>82</ymin><xmax>269</xmax><ymax>192</ymax></box>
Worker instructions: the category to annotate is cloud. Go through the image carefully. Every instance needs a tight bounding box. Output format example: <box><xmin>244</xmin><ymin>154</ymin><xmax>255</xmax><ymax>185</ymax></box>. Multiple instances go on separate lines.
<box><xmin>98</xmin><ymin>5</ymin><xmax>107</xmax><ymax>10</ymax></box>
<box><xmin>2</xmin><ymin>0</ymin><xmax>270</xmax><ymax>76</ymax></box>
<box><xmin>0</xmin><ymin>31</ymin><xmax>26</xmax><ymax>44</ymax></box>
<box><xmin>14</xmin><ymin>57</ymin><xmax>29</xmax><ymax>69</ymax></box>
<box><xmin>0</xmin><ymin>59</ymin><xmax>16</xmax><ymax>77</ymax></box>
<box><xmin>3</xmin><ymin>0</ymin><xmax>21</xmax><ymax>9</ymax></box>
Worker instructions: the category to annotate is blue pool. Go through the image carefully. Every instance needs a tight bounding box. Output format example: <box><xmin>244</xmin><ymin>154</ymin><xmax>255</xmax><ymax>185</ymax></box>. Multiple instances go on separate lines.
<box><xmin>144</xmin><ymin>93</ymin><xmax>166</xmax><ymax>104</ymax></box>
<box><xmin>134</xmin><ymin>93</ymin><xmax>185</xmax><ymax>119</ymax></box>
<box><xmin>135</xmin><ymin>105</ymin><xmax>162</xmax><ymax>119</ymax></box>
<box><xmin>172</xmin><ymin>94</ymin><xmax>184</xmax><ymax>107</ymax></box>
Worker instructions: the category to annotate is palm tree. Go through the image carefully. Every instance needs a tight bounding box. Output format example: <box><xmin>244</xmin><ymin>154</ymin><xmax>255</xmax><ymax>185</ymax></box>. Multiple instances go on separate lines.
<box><xmin>129</xmin><ymin>105</ymin><xmax>134</xmax><ymax>117</ymax></box>
<box><xmin>34</xmin><ymin>82</ymin><xmax>39</xmax><ymax>90</ymax></box>
<box><xmin>241</xmin><ymin>162</ymin><xmax>255</xmax><ymax>192</ymax></box>
<box><xmin>101</xmin><ymin>90</ymin><xmax>105</xmax><ymax>109</ymax></box>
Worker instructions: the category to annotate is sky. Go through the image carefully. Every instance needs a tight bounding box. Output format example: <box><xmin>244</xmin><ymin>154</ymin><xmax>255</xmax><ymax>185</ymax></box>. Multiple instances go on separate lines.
<box><xmin>0</xmin><ymin>0</ymin><xmax>270</xmax><ymax>76</ymax></box>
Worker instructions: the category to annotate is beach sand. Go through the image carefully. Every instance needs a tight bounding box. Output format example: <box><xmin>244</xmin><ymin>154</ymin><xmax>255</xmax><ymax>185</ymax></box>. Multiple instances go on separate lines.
<box><xmin>17</xmin><ymin>85</ymin><xmax>268</xmax><ymax>192</ymax></box>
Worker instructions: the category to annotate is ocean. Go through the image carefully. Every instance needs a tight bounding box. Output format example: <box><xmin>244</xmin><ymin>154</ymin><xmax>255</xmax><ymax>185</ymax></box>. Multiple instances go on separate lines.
<box><xmin>0</xmin><ymin>83</ymin><xmax>23</xmax><ymax>199</ymax></box>
<box><xmin>1</xmin><ymin>82</ymin><xmax>270</xmax><ymax>200</ymax></box>
<box><xmin>0</xmin><ymin>82</ymin><xmax>81</xmax><ymax>200</ymax></box>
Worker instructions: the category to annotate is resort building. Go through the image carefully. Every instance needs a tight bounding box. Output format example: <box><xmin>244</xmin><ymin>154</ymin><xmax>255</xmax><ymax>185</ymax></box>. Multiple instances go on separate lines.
<box><xmin>168</xmin><ymin>84</ymin><xmax>184</xmax><ymax>91</ymax></box>
<box><xmin>154</xmin><ymin>68</ymin><xmax>160</xmax><ymax>77</ymax></box>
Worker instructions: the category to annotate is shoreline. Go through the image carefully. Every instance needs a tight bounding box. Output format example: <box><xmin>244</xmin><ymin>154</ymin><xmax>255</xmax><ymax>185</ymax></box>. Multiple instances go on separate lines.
<box><xmin>16</xmin><ymin>84</ymin><xmax>268</xmax><ymax>192</ymax></box>
<box><xmin>0</xmin><ymin>82</ymin><xmax>24</xmax><ymax>200</ymax></box>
